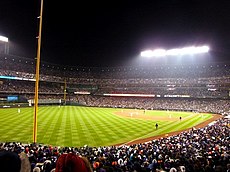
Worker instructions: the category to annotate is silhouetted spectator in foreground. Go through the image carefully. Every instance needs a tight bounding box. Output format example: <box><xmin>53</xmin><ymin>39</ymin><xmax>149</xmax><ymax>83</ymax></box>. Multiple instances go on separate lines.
<box><xmin>0</xmin><ymin>150</ymin><xmax>21</xmax><ymax>172</ymax></box>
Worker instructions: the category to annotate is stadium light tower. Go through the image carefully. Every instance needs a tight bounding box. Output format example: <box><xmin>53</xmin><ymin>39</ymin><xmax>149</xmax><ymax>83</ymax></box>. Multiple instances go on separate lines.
<box><xmin>0</xmin><ymin>35</ymin><xmax>8</xmax><ymax>42</ymax></box>
<box><xmin>140</xmin><ymin>45</ymin><xmax>209</xmax><ymax>57</ymax></box>
<box><xmin>33</xmin><ymin>0</ymin><xmax>44</xmax><ymax>144</ymax></box>
<box><xmin>0</xmin><ymin>35</ymin><xmax>9</xmax><ymax>54</ymax></box>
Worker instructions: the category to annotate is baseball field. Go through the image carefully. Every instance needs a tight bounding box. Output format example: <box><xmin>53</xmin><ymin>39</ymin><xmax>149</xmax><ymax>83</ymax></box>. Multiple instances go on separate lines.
<box><xmin>0</xmin><ymin>106</ymin><xmax>216</xmax><ymax>147</ymax></box>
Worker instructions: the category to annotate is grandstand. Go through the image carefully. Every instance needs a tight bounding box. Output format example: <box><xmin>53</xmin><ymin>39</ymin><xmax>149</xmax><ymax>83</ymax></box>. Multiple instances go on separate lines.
<box><xmin>0</xmin><ymin>53</ymin><xmax>229</xmax><ymax>171</ymax></box>
<box><xmin>0</xmin><ymin>53</ymin><xmax>229</xmax><ymax>112</ymax></box>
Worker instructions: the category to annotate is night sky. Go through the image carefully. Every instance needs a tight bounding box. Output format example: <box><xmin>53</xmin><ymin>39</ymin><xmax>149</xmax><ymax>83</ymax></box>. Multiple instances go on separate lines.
<box><xmin>1</xmin><ymin>0</ymin><xmax>230</xmax><ymax>67</ymax></box>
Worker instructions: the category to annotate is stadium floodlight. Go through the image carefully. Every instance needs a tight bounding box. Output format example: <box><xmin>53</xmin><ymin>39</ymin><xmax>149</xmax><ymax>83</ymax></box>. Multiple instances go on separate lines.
<box><xmin>152</xmin><ymin>49</ymin><xmax>166</xmax><ymax>57</ymax></box>
<box><xmin>141</xmin><ymin>45</ymin><xmax>209</xmax><ymax>57</ymax></box>
<box><xmin>0</xmin><ymin>35</ymin><xmax>8</xmax><ymax>42</ymax></box>
<box><xmin>140</xmin><ymin>50</ymin><xmax>154</xmax><ymax>57</ymax></box>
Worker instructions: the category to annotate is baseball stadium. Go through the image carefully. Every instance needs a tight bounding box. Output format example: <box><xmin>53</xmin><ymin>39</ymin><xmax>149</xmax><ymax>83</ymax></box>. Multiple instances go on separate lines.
<box><xmin>0</xmin><ymin>1</ymin><xmax>230</xmax><ymax>170</ymax></box>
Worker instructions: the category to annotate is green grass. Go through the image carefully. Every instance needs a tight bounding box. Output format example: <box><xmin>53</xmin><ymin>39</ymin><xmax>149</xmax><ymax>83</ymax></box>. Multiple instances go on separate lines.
<box><xmin>0</xmin><ymin>106</ymin><xmax>212</xmax><ymax>147</ymax></box>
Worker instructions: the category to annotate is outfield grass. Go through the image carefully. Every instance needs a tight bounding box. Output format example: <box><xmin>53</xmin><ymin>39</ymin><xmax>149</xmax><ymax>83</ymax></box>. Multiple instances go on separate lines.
<box><xmin>0</xmin><ymin>106</ymin><xmax>212</xmax><ymax>147</ymax></box>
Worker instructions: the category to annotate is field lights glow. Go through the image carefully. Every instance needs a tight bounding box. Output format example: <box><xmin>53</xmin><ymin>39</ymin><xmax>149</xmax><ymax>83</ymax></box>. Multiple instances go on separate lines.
<box><xmin>141</xmin><ymin>45</ymin><xmax>209</xmax><ymax>57</ymax></box>
<box><xmin>0</xmin><ymin>35</ymin><xmax>8</xmax><ymax>42</ymax></box>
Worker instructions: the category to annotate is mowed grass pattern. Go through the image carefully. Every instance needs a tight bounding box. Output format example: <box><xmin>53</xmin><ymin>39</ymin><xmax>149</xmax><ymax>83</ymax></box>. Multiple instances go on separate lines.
<box><xmin>0</xmin><ymin>106</ymin><xmax>212</xmax><ymax>147</ymax></box>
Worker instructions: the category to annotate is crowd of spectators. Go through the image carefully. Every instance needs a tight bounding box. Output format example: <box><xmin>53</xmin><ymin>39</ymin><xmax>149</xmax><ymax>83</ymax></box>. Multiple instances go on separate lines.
<box><xmin>0</xmin><ymin>79</ymin><xmax>229</xmax><ymax>99</ymax></box>
<box><xmin>1</xmin><ymin>54</ymin><xmax>230</xmax><ymax>100</ymax></box>
<box><xmin>1</xmin><ymin>53</ymin><xmax>230</xmax><ymax>79</ymax></box>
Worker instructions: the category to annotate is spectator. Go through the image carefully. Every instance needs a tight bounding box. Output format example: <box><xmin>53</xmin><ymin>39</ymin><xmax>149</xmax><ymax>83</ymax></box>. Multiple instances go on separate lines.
<box><xmin>0</xmin><ymin>150</ymin><xmax>21</xmax><ymax>172</ymax></box>
<box><xmin>19</xmin><ymin>152</ymin><xmax>31</xmax><ymax>172</ymax></box>
<box><xmin>55</xmin><ymin>152</ymin><xmax>93</xmax><ymax>172</ymax></box>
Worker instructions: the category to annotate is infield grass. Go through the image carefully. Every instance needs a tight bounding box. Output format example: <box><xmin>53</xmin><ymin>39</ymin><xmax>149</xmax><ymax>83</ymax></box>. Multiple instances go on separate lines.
<box><xmin>0</xmin><ymin>106</ymin><xmax>212</xmax><ymax>147</ymax></box>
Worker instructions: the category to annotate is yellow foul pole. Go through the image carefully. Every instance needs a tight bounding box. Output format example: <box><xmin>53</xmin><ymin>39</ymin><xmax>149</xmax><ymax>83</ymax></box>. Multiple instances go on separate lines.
<box><xmin>33</xmin><ymin>0</ymin><xmax>44</xmax><ymax>143</ymax></box>
<box><xmin>64</xmin><ymin>78</ymin><xmax>67</xmax><ymax>104</ymax></box>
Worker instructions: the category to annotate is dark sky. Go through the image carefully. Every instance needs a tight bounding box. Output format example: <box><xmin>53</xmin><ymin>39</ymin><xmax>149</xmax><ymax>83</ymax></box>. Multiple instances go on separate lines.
<box><xmin>1</xmin><ymin>0</ymin><xmax>230</xmax><ymax>67</ymax></box>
